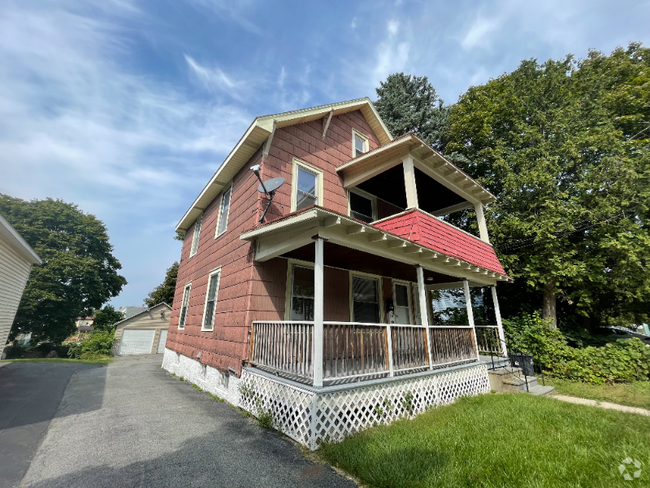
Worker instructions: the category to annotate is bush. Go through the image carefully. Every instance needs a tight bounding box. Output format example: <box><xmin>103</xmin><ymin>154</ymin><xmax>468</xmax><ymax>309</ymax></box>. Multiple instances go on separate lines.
<box><xmin>68</xmin><ymin>330</ymin><xmax>114</xmax><ymax>359</ymax></box>
<box><xmin>503</xmin><ymin>312</ymin><xmax>650</xmax><ymax>384</ymax></box>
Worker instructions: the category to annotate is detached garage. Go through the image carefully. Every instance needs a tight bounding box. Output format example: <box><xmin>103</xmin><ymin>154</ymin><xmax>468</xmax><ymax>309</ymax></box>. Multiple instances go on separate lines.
<box><xmin>113</xmin><ymin>302</ymin><xmax>171</xmax><ymax>355</ymax></box>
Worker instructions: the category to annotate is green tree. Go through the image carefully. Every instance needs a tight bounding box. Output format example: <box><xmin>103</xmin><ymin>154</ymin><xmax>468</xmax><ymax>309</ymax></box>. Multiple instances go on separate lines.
<box><xmin>144</xmin><ymin>262</ymin><xmax>178</xmax><ymax>307</ymax></box>
<box><xmin>93</xmin><ymin>305</ymin><xmax>124</xmax><ymax>332</ymax></box>
<box><xmin>0</xmin><ymin>195</ymin><xmax>127</xmax><ymax>343</ymax></box>
<box><xmin>374</xmin><ymin>73</ymin><xmax>451</xmax><ymax>152</ymax></box>
<box><xmin>446</xmin><ymin>43</ymin><xmax>650</xmax><ymax>328</ymax></box>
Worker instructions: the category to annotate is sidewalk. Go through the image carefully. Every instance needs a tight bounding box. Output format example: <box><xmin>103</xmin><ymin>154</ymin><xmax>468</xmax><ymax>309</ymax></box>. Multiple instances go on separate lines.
<box><xmin>552</xmin><ymin>394</ymin><xmax>650</xmax><ymax>417</ymax></box>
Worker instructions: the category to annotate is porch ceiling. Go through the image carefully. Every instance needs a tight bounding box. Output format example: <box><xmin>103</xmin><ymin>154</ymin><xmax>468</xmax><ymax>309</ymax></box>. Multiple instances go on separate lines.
<box><xmin>240</xmin><ymin>207</ymin><xmax>511</xmax><ymax>286</ymax></box>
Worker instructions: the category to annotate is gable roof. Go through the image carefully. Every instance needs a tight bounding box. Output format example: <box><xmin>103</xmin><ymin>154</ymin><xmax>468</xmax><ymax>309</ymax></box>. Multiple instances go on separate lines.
<box><xmin>113</xmin><ymin>302</ymin><xmax>171</xmax><ymax>330</ymax></box>
<box><xmin>176</xmin><ymin>98</ymin><xmax>392</xmax><ymax>231</ymax></box>
<box><xmin>0</xmin><ymin>213</ymin><xmax>42</xmax><ymax>265</ymax></box>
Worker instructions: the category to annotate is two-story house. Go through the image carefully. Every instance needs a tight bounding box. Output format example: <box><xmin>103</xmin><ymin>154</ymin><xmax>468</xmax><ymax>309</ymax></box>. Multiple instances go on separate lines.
<box><xmin>162</xmin><ymin>98</ymin><xmax>511</xmax><ymax>449</ymax></box>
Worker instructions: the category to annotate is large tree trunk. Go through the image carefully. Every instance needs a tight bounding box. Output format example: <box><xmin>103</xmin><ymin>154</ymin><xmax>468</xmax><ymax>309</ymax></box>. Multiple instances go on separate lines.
<box><xmin>542</xmin><ymin>282</ymin><xmax>557</xmax><ymax>328</ymax></box>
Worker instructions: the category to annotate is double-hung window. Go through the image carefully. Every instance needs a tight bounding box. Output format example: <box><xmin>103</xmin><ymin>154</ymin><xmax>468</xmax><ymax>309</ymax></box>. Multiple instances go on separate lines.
<box><xmin>190</xmin><ymin>215</ymin><xmax>202</xmax><ymax>257</ymax></box>
<box><xmin>289</xmin><ymin>264</ymin><xmax>314</xmax><ymax>321</ymax></box>
<box><xmin>202</xmin><ymin>269</ymin><xmax>221</xmax><ymax>331</ymax></box>
<box><xmin>349</xmin><ymin>190</ymin><xmax>375</xmax><ymax>223</ymax></box>
<box><xmin>292</xmin><ymin>160</ymin><xmax>321</xmax><ymax>211</ymax></box>
<box><xmin>178</xmin><ymin>282</ymin><xmax>192</xmax><ymax>329</ymax></box>
<box><xmin>351</xmin><ymin>275</ymin><xmax>380</xmax><ymax>323</ymax></box>
<box><xmin>352</xmin><ymin>130</ymin><xmax>369</xmax><ymax>157</ymax></box>
<box><xmin>216</xmin><ymin>186</ymin><xmax>232</xmax><ymax>237</ymax></box>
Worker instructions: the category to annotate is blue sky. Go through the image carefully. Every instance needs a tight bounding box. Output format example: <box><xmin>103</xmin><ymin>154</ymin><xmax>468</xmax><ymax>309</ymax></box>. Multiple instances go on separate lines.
<box><xmin>1</xmin><ymin>0</ymin><xmax>649</xmax><ymax>308</ymax></box>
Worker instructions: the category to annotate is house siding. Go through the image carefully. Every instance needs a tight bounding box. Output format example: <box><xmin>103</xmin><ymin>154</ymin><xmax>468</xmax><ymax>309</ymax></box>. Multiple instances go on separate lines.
<box><xmin>166</xmin><ymin>110</ymin><xmax>384</xmax><ymax>374</ymax></box>
<box><xmin>0</xmin><ymin>233</ymin><xmax>33</xmax><ymax>349</ymax></box>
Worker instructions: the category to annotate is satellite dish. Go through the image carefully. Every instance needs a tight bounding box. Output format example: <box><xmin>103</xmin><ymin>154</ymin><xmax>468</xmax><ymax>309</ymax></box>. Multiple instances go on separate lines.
<box><xmin>258</xmin><ymin>177</ymin><xmax>285</xmax><ymax>194</ymax></box>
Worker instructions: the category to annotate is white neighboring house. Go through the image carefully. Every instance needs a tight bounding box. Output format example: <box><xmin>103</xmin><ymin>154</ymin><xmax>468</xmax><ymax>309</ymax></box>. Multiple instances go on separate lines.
<box><xmin>0</xmin><ymin>213</ymin><xmax>42</xmax><ymax>355</ymax></box>
<box><xmin>112</xmin><ymin>302</ymin><xmax>171</xmax><ymax>355</ymax></box>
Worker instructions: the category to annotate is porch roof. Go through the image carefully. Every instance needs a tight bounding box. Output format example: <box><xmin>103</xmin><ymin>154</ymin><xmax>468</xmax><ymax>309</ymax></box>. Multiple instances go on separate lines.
<box><xmin>240</xmin><ymin>206</ymin><xmax>511</xmax><ymax>285</ymax></box>
<box><xmin>336</xmin><ymin>133</ymin><xmax>496</xmax><ymax>208</ymax></box>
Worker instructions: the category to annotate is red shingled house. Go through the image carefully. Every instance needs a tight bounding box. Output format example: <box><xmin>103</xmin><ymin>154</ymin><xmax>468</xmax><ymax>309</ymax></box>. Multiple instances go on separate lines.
<box><xmin>162</xmin><ymin>98</ymin><xmax>511</xmax><ymax>448</ymax></box>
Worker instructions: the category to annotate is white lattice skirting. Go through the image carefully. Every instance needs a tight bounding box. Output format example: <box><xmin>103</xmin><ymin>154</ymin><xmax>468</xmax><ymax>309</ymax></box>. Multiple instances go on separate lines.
<box><xmin>239</xmin><ymin>362</ymin><xmax>490</xmax><ymax>450</ymax></box>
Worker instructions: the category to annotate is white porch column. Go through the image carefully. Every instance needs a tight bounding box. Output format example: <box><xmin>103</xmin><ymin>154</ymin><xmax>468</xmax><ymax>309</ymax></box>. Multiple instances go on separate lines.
<box><xmin>463</xmin><ymin>279</ymin><xmax>480</xmax><ymax>357</ymax></box>
<box><xmin>491</xmin><ymin>286</ymin><xmax>508</xmax><ymax>357</ymax></box>
<box><xmin>402</xmin><ymin>155</ymin><xmax>419</xmax><ymax>209</ymax></box>
<box><xmin>416</xmin><ymin>266</ymin><xmax>434</xmax><ymax>369</ymax></box>
<box><xmin>313</xmin><ymin>237</ymin><xmax>324</xmax><ymax>388</ymax></box>
<box><xmin>474</xmin><ymin>203</ymin><xmax>490</xmax><ymax>244</ymax></box>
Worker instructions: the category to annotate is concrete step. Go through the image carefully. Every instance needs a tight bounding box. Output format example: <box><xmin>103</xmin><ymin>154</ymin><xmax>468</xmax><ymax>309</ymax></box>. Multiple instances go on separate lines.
<box><xmin>528</xmin><ymin>385</ymin><xmax>555</xmax><ymax>396</ymax></box>
<box><xmin>502</xmin><ymin>375</ymin><xmax>539</xmax><ymax>392</ymax></box>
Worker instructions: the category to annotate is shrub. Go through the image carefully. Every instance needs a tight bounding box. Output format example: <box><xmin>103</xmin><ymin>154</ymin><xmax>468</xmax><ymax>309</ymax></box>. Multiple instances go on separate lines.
<box><xmin>68</xmin><ymin>330</ymin><xmax>114</xmax><ymax>359</ymax></box>
<box><xmin>503</xmin><ymin>312</ymin><xmax>650</xmax><ymax>384</ymax></box>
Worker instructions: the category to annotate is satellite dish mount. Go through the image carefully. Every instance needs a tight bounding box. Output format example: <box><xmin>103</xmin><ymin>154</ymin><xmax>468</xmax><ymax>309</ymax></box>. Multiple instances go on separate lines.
<box><xmin>250</xmin><ymin>165</ymin><xmax>285</xmax><ymax>223</ymax></box>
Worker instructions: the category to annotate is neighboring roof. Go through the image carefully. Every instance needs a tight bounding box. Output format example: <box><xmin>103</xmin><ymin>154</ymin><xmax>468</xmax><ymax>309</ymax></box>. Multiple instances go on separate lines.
<box><xmin>336</xmin><ymin>133</ymin><xmax>496</xmax><ymax>205</ymax></box>
<box><xmin>120</xmin><ymin>306</ymin><xmax>148</xmax><ymax>319</ymax></box>
<box><xmin>113</xmin><ymin>302</ymin><xmax>172</xmax><ymax>330</ymax></box>
<box><xmin>176</xmin><ymin>98</ymin><xmax>393</xmax><ymax>231</ymax></box>
<box><xmin>0</xmin><ymin>213</ymin><xmax>42</xmax><ymax>265</ymax></box>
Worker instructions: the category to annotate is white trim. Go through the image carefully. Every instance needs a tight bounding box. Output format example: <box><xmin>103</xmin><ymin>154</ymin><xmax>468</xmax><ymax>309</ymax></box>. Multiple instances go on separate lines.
<box><xmin>189</xmin><ymin>214</ymin><xmax>203</xmax><ymax>258</ymax></box>
<box><xmin>291</xmin><ymin>159</ymin><xmax>323</xmax><ymax>212</ymax></box>
<box><xmin>215</xmin><ymin>184</ymin><xmax>232</xmax><ymax>238</ymax></box>
<box><xmin>0</xmin><ymin>213</ymin><xmax>42</xmax><ymax>264</ymax></box>
<box><xmin>351</xmin><ymin>128</ymin><xmax>369</xmax><ymax>158</ymax></box>
<box><xmin>178</xmin><ymin>282</ymin><xmax>192</xmax><ymax>329</ymax></box>
<box><xmin>313</xmin><ymin>237</ymin><xmax>324</xmax><ymax>388</ymax></box>
<box><xmin>201</xmin><ymin>268</ymin><xmax>222</xmax><ymax>332</ymax></box>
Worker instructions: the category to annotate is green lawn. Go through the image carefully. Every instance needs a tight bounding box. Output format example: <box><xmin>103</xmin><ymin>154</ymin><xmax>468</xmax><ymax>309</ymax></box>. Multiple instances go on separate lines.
<box><xmin>546</xmin><ymin>378</ymin><xmax>650</xmax><ymax>410</ymax></box>
<box><xmin>318</xmin><ymin>394</ymin><xmax>650</xmax><ymax>488</ymax></box>
<box><xmin>1</xmin><ymin>357</ymin><xmax>112</xmax><ymax>365</ymax></box>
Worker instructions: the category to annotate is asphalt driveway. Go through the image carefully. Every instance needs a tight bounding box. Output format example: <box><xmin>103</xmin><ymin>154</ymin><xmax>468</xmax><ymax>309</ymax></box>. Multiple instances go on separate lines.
<box><xmin>1</xmin><ymin>356</ymin><xmax>355</xmax><ymax>488</ymax></box>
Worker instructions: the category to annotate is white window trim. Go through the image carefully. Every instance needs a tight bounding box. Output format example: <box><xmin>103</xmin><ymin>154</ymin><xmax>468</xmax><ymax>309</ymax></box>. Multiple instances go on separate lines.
<box><xmin>189</xmin><ymin>214</ymin><xmax>203</xmax><ymax>258</ymax></box>
<box><xmin>348</xmin><ymin>188</ymin><xmax>377</xmax><ymax>222</ymax></box>
<box><xmin>392</xmin><ymin>279</ymin><xmax>413</xmax><ymax>325</ymax></box>
<box><xmin>349</xmin><ymin>271</ymin><xmax>384</xmax><ymax>324</ymax></box>
<box><xmin>351</xmin><ymin>128</ymin><xmax>369</xmax><ymax>158</ymax></box>
<box><xmin>201</xmin><ymin>267</ymin><xmax>222</xmax><ymax>332</ymax></box>
<box><xmin>291</xmin><ymin>159</ymin><xmax>323</xmax><ymax>212</ymax></box>
<box><xmin>215</xmin><ymin>184</ymin><xmax>233</xmax><ymax>238</ymax></box>
<box><xmin>178</xmin><ymin>282</ymin><xmax>192</xmax><ymax>330</ymax></box>
<box><xmin>284</xmin><ymin>259</ymin><xmax>314</xmax><ymax>321</ymax></box>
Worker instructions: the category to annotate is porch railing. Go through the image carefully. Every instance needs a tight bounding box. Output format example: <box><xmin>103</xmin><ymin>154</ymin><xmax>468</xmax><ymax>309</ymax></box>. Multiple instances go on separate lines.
<box><xmin>474</xmin><ymin>326</ymin><xmax>501</xmax><ymax>355</ymax></box>
<box><xmin>249</xmin><ymin>321</ymin><xmax>478</xmax><ymax>386</ymax></box>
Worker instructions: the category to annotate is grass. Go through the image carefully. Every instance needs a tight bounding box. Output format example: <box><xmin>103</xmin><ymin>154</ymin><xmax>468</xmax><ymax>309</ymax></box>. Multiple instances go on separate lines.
<box><xmin>1</xmin><ymin>357</ymin><xmax>112</xmax><ymax>365</ymax></box>
<box><xmin>546</xmin><ymin>378</ymin><xmax>650</xmax><ymax>410</ymax></box>
<box><xmin>318</xmin><ymin>393</ymin><xmax>650</xmax><ymax>488</ymax></box>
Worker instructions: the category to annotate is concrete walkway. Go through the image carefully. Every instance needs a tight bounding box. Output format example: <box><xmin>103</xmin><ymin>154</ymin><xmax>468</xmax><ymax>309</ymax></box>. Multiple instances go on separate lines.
<box><xmin>4</xmin><ymin>356</ymin><xmax>355</xmax><ymax>488</ymax></box>
<box><xmin>552</xmin><ymin>394</ymin><xmax>650</xmax><ymax>417</ymax></box>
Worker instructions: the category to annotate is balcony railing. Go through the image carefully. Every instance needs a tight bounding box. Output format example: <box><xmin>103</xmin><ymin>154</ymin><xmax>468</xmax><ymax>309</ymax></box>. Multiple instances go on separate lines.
<box><xmin>249</xmin><ymin>321</ymin><xmax>479</xmax><ymax>386</ymax></box>
<box><xmin>475</xmin><ymin>326</ymin><xmax>501</xmax><ymax>355</ymax></box>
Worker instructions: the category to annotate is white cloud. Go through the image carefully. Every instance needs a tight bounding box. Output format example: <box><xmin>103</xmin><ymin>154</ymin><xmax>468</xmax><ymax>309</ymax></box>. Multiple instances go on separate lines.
<box><xmin>387</xmin><ymin>19</ymin><xmax>399</xmax><ymax>36</ymax></box>
<box><xmin>461</xmin><ymin>15</ymin><xmax>500</xmax><ymax>50</ymax></box>
<box><xmin>278</xmin><ymin>66</ymin><xmax>287</xmax><ymax>89</ymax></box>
<box><xmin>351</xmin><ymin>17</ymin><xmax>357</xmax><ymax>29</ymax></box>
<box><xmin>184</xmin><ymin>54</ymin><xmax>239</xmax><ymax>94</ymax></box>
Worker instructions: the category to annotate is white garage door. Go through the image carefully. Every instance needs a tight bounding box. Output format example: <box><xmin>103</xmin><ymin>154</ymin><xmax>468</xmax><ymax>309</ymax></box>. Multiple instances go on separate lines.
<box><xmin>118</xmin><ymin>329</ymin><xmax>155</xmax><ymax>355</ymax></box>
<box><xmin>157</xmin><ymin>330</ymin><xmax>168</xmax><ymax>354</ymax></box>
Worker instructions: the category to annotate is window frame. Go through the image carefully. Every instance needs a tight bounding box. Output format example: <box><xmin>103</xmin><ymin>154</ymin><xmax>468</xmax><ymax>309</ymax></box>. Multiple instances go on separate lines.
<box><xmin>189</xmin><ymin>214</ymin><xmax>203</xmax><ymax>258</ymax></box>
<box><xmin>284</xmin><ymin>259</ymin><xmax>315</xmax><ymax>321</ymax></box>
<box><xmin>178</xmin><ymin>282</ymin><xmax>192</xmax><ymax>330</ymax></box>
<box><xmin>351</xmin><ymin>129</ymin><xmax>369</xmax><ymax>158</ymax></box>
<box><xmin>201</xmin><ymin>268</ymin><xmax>222</xmax><ymax>332</ymax></box>
<box><xmin>215</xmin><ymin>184</ymin><xmax>233</xmax><ymax>238</ymax></box>
<box><xmin>291</xmin><ymin>159</ymin><xmax>323</xmax><ymax>212</ymax></box>
<box><xmin>349</xmin><ymin>271</ymin><xmax>384</xmax><ymax>324</ymax></box>
<box><xmin>348</xmin><ymin>188</ymin><xmax>377</xmax><ymax>223</ymax></box>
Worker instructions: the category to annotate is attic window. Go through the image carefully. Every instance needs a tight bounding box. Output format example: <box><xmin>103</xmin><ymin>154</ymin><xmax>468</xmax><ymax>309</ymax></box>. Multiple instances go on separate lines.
<box><xmin>190</xmin><ymin>215</ymin><xmax>202</xmax><ymax>257</ymax></box>
<box><xmin>353</xmin><ymin>130</ymin><xmax>369</xmax><ymax>158</ymax></box>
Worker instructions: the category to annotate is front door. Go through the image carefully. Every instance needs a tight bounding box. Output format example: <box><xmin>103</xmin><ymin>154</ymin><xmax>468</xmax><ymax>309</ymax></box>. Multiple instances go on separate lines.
<box><xmin>393</xmin><ymin>282</ymin><xmax>411</xmax><ymax>324</ymax></box>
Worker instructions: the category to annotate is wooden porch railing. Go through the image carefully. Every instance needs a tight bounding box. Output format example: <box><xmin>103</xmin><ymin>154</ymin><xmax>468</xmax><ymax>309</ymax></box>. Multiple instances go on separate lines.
<box><xmin>249</xmin><ymin>321</ymin><xmax>479</xmax><ymax>385</ymax></box>
<box><xmin>474</xmin><ymin>326</ymin><xmax>501</xmax><ymax>355</ymax></box>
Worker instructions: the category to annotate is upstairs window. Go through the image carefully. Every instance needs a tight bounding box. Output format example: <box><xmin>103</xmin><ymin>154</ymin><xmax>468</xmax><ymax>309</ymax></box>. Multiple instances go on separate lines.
<box><xmin>292</xmin><ymin>160</ymin><xmax>322</xmax><ymax>211</ymax></box>
<box><xmin>216</xmin><ymin>185</ymin><xmax>232</xmax><ymax>237</ymax></box>
<box><xmin>190</xmin><ymin>215</ymin><xmax>202</xmax><ymax>257</ymax></box>
<box><xmin>352</xmin><ymin>130</ymin><xmax>369</xmax><ymax>157</ymax></box>
<box><xmin>178</xmin><ymin>282</ymin><xmax>192</xmax><ymax>329</ymax></box>
<box><xmin>349</xmin><ymin>190</ymin><xmax>375</xmax><ymax>223</ymax></box>
<box><xmin>202</xmin><ymin>269</ymin><xmax>221</xmax><ymax>331</ymax></box>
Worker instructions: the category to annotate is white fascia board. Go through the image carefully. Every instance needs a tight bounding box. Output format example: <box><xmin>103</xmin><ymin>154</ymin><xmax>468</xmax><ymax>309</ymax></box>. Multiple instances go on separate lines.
<box><xmin>0</xmin><ymin>213</ymin><xmax>42</xmax><ymax>265</ymax></box>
